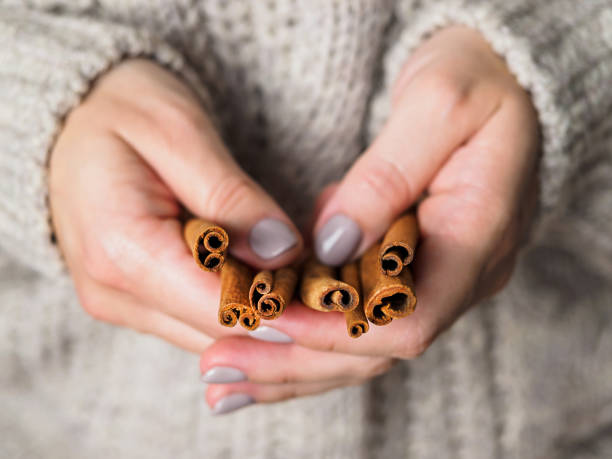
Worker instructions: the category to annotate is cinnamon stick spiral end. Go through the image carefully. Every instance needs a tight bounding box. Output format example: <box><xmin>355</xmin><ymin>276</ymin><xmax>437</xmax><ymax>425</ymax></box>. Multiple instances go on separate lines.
<box><xmin>361</xmin><ymin>242</ymin><xmax>417</xmax><ymax>326</ymax></box>
<box><xmin>219</xmin><ymin>305</ymin><xmax>241</xmax><ymax>327</ymax></box>
<box><xmin>300</xmin><ymin>258</ymin><xmax>358</xmax><ymax>312</ymax></box>
<box><xmin>258</xmin><ymin>295</ymin><xmax>284</xmax><ymax>319</ymax></box>
<box><xmin>348</xmin><ymin>321</ymin><xmax>369</xmax><ymax>338</ymax></box>
<box><xmin>201</xmin><ymin>251</ymin><xmax>225</xmax><ymax>272</ymax></box>
<box><xmin>380</xmin><ymin>246</ymin><xmax>410</xmax><ymax>276</ymax></box>
<box><xmin>379</xmin><ymin>213</ymin><xmax>418</xmax><ymax>276</ymax></box>
<box><xmin>238</xmin><ymin>306</ymin><xmax>261</xmax><ymax>331</ymax></box>
<box><xmin>184</xmin><ymin>219</ymin><xmax>229</xmax><ymax>272</ymax></box>
<box><xmin>367</xmin><ymin>284</ymin><xmax>417</xmax><ymax>326</ymax></box>
<box><xmin>201</xmin><ymin>227</ymin><xmax>229</xmax><ymax>253</ymax></box>
<box><xmin>322</xmin><ymin>286</ymin><xmax>358</xmax><ymax>312</ymax></box>
<box><xmin>345</xmin><ymin>304</ymin><xmax>369</xmax><ymax>338</ymax></box>
<box><xmin>218</xmin><ymin>257</ymin><xmax>253</xmax><ymax>327</ymax></box>
<box><xmin>253</xmin><ymin>266</ymin><xmax>297</xmax><ymax>319</ymax></box>
<box><xmin>249</xmin><ymin>270</ymin><xmax>274</xmax><ymax>309</ymax></box>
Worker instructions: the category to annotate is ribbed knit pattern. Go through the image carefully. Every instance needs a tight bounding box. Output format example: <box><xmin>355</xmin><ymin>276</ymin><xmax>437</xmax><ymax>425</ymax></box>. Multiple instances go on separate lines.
<box><xmin>0</xmin><ymin>7</ymin><xmax>212</xmax><ymax>278</ymax></box>
<box><xmin>1</xmin><ymin>1</ymin><xmax>612</xmax><ymax>458</ymax></box>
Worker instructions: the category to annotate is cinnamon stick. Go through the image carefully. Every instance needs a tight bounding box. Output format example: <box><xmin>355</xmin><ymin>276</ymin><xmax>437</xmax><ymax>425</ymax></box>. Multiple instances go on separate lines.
<box><xmin>250</xmin><ymin>267</ymin><xmax>298</xmax><ymax>319</ymax></box>
<box><xmin>299</xmin><ymin>257</ymin><xmax>358</xmax><ymax>312</ymax></box>
<box><xmin>218</xmin><ymin>257</ymin><xmax>253</xmax><ymax>327</ymax></box>
<box><xmin>250</xmin><ymin>270</ymin><xmax>274</xmax><ymax>308</ymax></box>
<box><xmin>238</xmin><ymin>305</ymin><xmax>261</xmax><ymax>331</ymax></box>
<box><xmin>341</xmin><ymin>261</ymin><xmax>368</xmax><ymax>338</ymax></box>
<box><xmin>379</xmin><ymin>213</ymin><xmax>418</xmax><ymax>276</ymax></box>
<box><xmin>361</xmin><ymin>242</ymin><xmax>417</xmax><ymax>325</ymax></box>
<box><xmin>184</xmin><ymin>218</ymin><xmax>229</xmax><ymax>272</ymax></box>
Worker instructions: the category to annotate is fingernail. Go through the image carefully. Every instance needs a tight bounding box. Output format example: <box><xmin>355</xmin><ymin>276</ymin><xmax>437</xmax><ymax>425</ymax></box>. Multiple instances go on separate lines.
<box><xmin>315</xmin><ymin>214</ymin><xmax>362</xmax><ymax>266</ymax></box>
<box><xmin>248</xmin><ymin>325</ymin><xmax>293</xmax><ymax>343</ymax></box>
<box><xmin>249</xmin><ymin>218</ymin><xmax>298</xmax><ymax>260</ymax></box>
<box><xmin>201</xmin><ymin>366</ymin><xmax>247</xmax><ymax>384</ymax></box>
<box><xmin>212</xmin><ymin>393</ymin><xmax>254</xmax><ymax>415</ymax></box>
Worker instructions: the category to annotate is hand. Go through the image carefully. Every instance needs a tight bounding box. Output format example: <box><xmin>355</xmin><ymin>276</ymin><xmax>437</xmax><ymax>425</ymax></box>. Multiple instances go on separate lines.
<box><xmin>200</xmin><ymin>27</ymin><xmax>540</xmax><ymax>411</ymax></box>
<box><xmin>50</xmin><ymin>59</ymin><xmax>302</xmax><ymax>354</ymax></box>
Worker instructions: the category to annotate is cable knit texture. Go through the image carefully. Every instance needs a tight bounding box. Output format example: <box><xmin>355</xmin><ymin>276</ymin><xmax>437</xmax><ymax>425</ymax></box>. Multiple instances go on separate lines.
<box><xmin>1</xmin><ymin>1</ymin><xmax>612</xmax><ymax>458</ymax></box>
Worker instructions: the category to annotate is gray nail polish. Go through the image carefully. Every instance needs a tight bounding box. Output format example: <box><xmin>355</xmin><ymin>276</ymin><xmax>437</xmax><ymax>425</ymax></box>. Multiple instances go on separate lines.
<box><xmin>212</xmin><ymin>393</ymin><xmax>254</xmax><ymax>415</ymax></box>
<box><xmin>201</xmin><ymin>366</ymin><xmax>247</xmax><ymax>384</ymax></box>
<box><xmin>315</xmin><ymin>214</ymin><xmax>362</xmax><ymax>267</ymax></box>
<box><xmin>248</xmin><ymin>325</ymin><xmax>293</xmax><ymax>343</ymax></box>
<box><xmin>249</xmin><ymin>218</ymin><xmax>298</xmax><ymax>260</ymax></box>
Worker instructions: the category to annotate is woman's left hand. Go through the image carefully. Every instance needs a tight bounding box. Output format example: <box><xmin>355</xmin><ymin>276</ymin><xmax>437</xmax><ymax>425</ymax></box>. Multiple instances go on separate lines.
<box><xmin>200</xmin><ymin>26</ymin><xmax>541</xmax><ymax>413</ymax></box>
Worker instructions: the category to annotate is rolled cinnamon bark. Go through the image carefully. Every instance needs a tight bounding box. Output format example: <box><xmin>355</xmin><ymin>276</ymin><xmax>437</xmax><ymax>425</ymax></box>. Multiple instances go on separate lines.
<box><xmin>218</xmin><ymin>257</ymin><xmax>253</xmax><ymax>327</ymax></box>
<box><xmin>249</xmin><ymin>270</ymin><xmax>274</xmax><ymax>307</ymax></box>
<box><xmin>341</xmin><ymin>262</ymin><xmax>368</xmax><ymax>338</ymax></box>
<box><xmin>379</xmin><ymin>213</ymin><xmax>418</xmax><ymax>276</ymax></box>
<box><xmin>361</xmin><ymin>242</ymin><xmax>417</xmax><ymax>325</ymax></box>
<box><xmin>238</xmin><ymin>305</ymin><xmax>261</xmax><ymax>331</ymax></box>
<box><xmin>299</xmin><ymin>258</ymin><xmax>358</xmax><ymax>312</ymax></box>
<box><xmin>250</xmin><ymin>267</ymin><xmax>298</xmax><ymax>319</ymax></box>
<box><xmin>184</xmin><ymin>218</ymin><xmax>229</xmax><ymax>272</ymax></box>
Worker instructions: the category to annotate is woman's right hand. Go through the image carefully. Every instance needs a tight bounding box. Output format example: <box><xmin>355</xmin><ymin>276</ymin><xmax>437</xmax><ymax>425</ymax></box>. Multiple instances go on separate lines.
<box><xmin>49</xmin><ymin>59</ymin><xmax>302</xmax><ymax>353</ymax></box>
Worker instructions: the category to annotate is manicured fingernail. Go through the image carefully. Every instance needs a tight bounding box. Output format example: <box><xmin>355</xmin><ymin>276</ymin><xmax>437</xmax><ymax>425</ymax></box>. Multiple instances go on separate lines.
<box><xmin>201</xmin><ymin>366</ymin><xmax>247</xmax><ymax>384</ymax></box>
<box><xmin>249</xmin><ymin>218</ymin><xmax>298</xmax><ymax>260</ymax></box>
<box><xmin>248</xmin><ymin>325</ymin><xmax>293</xmax><ymax>343</ymax></box>
<box><xmin>315</xmin><ymin>214</ymin><xmax>362</xmax><ymax>266</ymax></box>
<box><xmin>212</xmin><ymin>393</ymin><xmax>254</xmax><ymax>415</ymax></box>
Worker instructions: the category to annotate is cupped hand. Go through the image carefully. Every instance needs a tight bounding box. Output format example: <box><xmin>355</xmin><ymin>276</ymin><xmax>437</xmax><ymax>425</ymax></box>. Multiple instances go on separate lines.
<box><xmin>50</xmin><ymin>59</ymin><xmax>302</xmax><ymax>354</ymax></box>
<box><xmin>200</xmin><ymin>26</ymin><xmax>540</xmax><ymax>411</ymax></box>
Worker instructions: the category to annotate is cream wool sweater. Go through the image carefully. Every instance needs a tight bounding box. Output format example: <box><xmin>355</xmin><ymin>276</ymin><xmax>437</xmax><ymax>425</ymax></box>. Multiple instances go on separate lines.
<box><xmin>2</xmin><ymin>1</ymin><xmax>612</xmax><ymax>458</ymax></box>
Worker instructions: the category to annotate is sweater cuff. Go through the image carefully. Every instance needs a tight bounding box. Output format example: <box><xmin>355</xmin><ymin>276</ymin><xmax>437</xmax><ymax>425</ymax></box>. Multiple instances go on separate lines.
<box><xmin>0</xmin><ymin>9</ymin><xmax>213</xmax><ymax>278</ymax></box>
<box><xmin>370</xmin><ymin>0</ymin><xmax>612</xmax><ymax>214</ymax></box>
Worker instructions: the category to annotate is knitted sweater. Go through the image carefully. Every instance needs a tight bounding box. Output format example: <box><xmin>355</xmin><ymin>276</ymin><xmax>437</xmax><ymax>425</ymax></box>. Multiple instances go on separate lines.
<box><xmin>2</xmin><ymin>1</ymin><xmax>612</xmax><ymax>458</ymax></box>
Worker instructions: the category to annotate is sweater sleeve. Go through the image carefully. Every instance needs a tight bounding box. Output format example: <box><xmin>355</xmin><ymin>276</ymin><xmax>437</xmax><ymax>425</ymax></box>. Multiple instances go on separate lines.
<box><xmin>0</xmin><ymin>7</ymin><xmax>212</xmax><ymax>279</ymax></box>
<box><xmin>368</xmin><ymin>0</ymin><xmax>612</xmax><ymax>215</ymax></box>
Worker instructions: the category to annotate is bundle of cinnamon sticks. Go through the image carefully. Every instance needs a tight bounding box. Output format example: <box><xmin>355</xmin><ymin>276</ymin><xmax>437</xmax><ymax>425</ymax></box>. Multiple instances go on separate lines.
<box><xmin>183</xmin><ymin>213</ymin><xmax>418</xmax><ymax>338</ymax></box>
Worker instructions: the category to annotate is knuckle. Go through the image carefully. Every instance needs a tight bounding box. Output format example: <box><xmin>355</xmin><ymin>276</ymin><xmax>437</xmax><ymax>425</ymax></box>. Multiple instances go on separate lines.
<box><xmin>277</xmin><ymin>368</ymin><xmax>295</xmax><ymax>385</ymax></box>
<box><xmin>396</xmin><ymin>338</ymin><xmax>431</xmax><ymax>360</ymax></box>
<box><xmin>78</xmin><ymin>288</ymin><xmax>109</xmax><ymax>323</ymax></box>
<box><xmin>395</xmin><ymin>327</ymin><xmax>435</xmax><ymax>360</ymax></box>
<box><xmin>456</xmin><ymin>190</ymin><xmax>511</xmax><ymax>247</ymax></box>
<box><xmin>427</xmin><ymin>186</ymin><xmax>511</xmax><ymax>252</ymax></box>
<box><xmin>356</xmin><ymin>156</ymin><xmax>412</xmax><ymax>214</ymax></box>
<box><xmin>316</xmin><ymin>335</ymin><xmax>342</xmax><ymax>354</ymax></box>
<box><xmin>158</xmin><ymin>96</ymin><xmax>202</xmax><ymax>133</ymax></box>
<box><xmin>204</xmin><ymin>174</ymin><xmax>257</xmax><ymax>221</ymax></box>
<box><xmin>274</xmin><ymin>353</ymin><xmax>299</xmax><ymax>384</ymax></box>
<box><xmin>81</xmin><ymin>235</ymin><xmax>124</xmax><ymax>289</ymax></box>
<box><xmin>150</xmin><ymin>97</ymin><xmax>204</xmax><ymax>156</ymax></box>
<box><xmin>417</xmin><ymin>72</ymin><xmax>473</xmax><ymax>122</ymax></box>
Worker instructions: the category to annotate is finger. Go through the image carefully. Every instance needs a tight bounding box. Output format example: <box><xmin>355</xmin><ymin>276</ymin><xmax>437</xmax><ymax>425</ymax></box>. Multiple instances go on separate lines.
<box><xmin>268</xmin><ymin>98</ymin><xmax>539</xmax><ymax>358</ymax></box>
<box><xmin>269</xmin><ymin>204</ymin><xmax>498</xmax><ymax>359</ymax></box>
<box><xmin>312</xmin><ymin>66</ymin><xmax>502</xmax><ymax>266</ymax></box>
<box><xmin>59</xmin><ymin>132</ymin><xmax>246</xmax><ymax>338</ymax></box>
<box><xmin>75</xmin><ymin>276</ymin><xmax>214</xmax><ymax>354</ymax></box>
<box><xmin>205</xmin><ymin>379</ymin><xmax>357</xmax><ymax>413</ymax></box>
<box><xmin>265</xmin><ymin>302</ymin><xmax>426</xmax><ymax>358</ymax></box>
<box><xmin>112</xmin><ymin>94</ymin><xmax>302</xmax><ymax>268</ymax></box>
<box><xmin>88</xmin><ymin>216</ymin><xmax>250</xmax><ymax>339</ymax></box>
<box><xmin>199</xmin><ymin>336</ymin><xmax>393</xmax><ymax>384</ymax></box>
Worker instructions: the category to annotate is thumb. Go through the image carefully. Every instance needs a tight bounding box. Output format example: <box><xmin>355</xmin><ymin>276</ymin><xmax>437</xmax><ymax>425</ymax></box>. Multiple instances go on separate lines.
<box><xmin>117</xmin><ymin>103</ymin><xmax>302</xmax><ymax>269</ymax></box>
<box><xmin>313</xmin><ymin>72</ymin><xmax>493</xmax><ymax>266</ymax></box>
